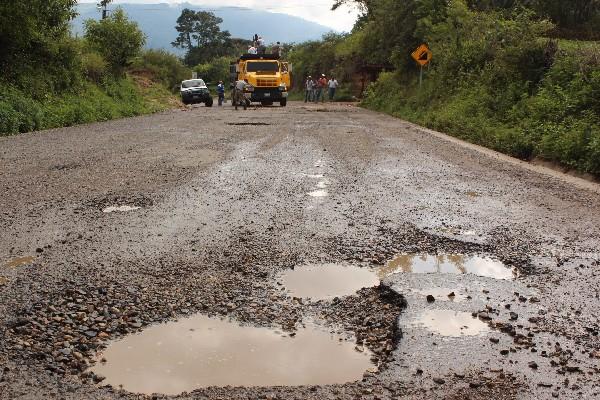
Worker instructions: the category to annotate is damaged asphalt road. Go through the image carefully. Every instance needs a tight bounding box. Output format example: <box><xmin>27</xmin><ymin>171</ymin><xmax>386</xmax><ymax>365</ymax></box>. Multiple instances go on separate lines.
<box><xmin>0</xmin><ymin>102</ymin><xmax>599</xmax><ymax>399</ymax></box>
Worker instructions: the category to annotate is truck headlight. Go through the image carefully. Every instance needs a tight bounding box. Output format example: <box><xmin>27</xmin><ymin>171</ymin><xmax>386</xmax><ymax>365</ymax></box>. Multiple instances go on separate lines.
<box><xmin>244</xmin><ymin>84</ymin><xmax>255</xmax><ymax>92</ymax></box>
<box><xmin>278</xmin><ymin>84</ymin><xmax>287</xmax><ymax>91</ymax></box>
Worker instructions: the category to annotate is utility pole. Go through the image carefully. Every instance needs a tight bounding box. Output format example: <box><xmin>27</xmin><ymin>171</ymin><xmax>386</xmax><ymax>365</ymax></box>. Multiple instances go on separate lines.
<box><xmin>97</xmin><ymin>0</ymin><xmax>112</xmax><ymax>19</ymax></box>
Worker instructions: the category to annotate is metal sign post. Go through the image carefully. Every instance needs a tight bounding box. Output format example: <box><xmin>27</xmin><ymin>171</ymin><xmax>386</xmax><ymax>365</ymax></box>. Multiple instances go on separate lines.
<box><xmin>411</xmin><ymin>44</ymin><xmax>432</xmax><ymax>88</ymax></box>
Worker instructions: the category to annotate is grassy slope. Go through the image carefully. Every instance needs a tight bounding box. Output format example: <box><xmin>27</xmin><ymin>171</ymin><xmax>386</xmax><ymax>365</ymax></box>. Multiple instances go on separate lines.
<box><xmin>362</xmin><ymin>40</ymin><xmax>600</xmax><ymax>176</ymax></box>
<box><xmin>0</xmin><ymin>73</ymin><xmax>181</xmax><ymax>136</ymax></box>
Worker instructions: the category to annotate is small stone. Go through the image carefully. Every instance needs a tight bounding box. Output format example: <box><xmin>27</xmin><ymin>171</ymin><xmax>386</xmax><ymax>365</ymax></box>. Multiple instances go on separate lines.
<box><xmin>500</xmin><ymin>349</ymin><xmax>510</xmax><ymax>355</ymax></box>
<box><xmin>433</xmin><ymin>377</ymin><xmax>445</xmax><ymax>384</ymax></box>
<box><xmin>478</xmin><ymin>312</ymin><xmax>491</xmax><ymax>320</ymax></box>
<box><xmin>528</xmin><ymin>361</ymin><xmax>538</xmax><ymax>369</ymax></box>
<box><xmin>447</xmin><ymin>292</ymin><xmax>455</xmax><ymax>298</ymax></box>
<box><xmin>509</xmin><ymin>312</ymin><xmax>518</xmax><ymax>320</ymax></box>
<box><xmin>84</xmin><ymin>330</ymin><xmax>97</xmax><ymax>338</ymax></box>
<box><xmin>490</xmin><ymin>337</ymin><xmax>500</xmax><ymax>344</ymax></box>
<box><xmin>426</xmin><ymin>295</ymin><xmax>435</xmax><ymax>303</ymax></box>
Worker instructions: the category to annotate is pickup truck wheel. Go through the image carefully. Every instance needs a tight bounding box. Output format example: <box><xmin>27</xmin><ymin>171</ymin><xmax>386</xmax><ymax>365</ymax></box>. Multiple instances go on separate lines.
<box><xmin>280</xmin><ymin>99</ymin><xmax>287</xmax><ymax>107</ymax></box>
<box><xmin>205</xmin><ymin>98</ymin><xmax>213</xmax><ymax>107</ymax></box>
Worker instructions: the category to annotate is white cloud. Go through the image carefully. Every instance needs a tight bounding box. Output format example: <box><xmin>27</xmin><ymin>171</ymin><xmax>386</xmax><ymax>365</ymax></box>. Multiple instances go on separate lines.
<box><xmin>79</xmin><ymin>0</ymin><xmax>360</xmax><ymax>31</ymax></box>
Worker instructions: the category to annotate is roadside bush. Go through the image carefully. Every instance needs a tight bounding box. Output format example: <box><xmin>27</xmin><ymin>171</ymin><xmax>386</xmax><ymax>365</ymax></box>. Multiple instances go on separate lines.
<box><xmin>193</xmin><ymin>56</ymin><xmax>230</xmax><ymax>86</ymax></box>
<box><xmin>132</xmin><ymin>49</ymin><xmax>191</xmax><ymax>91</ymax></box>
<box><xmin>82</xmin><ymin>52</ymin><xmax>108</xmax><ymax>83</ymax></box>
<box><xmin>0</xmin><ymin>101</ymin><xmax>20</xmax><ymax>135</ymax></box>
<box><xmin>84</xmin><ymin>8</ymin><xmax>146</xmax><ymax>75</ymax></box>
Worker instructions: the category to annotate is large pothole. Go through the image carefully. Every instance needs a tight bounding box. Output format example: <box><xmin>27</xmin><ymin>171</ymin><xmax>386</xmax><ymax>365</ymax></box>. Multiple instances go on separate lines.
<box><xmin>89</xmin><ymin>315</ymin><xmax>373</xmax><ymax>395</ymax></box>
<box><xmin>280</xmin><ymin>264</ymin><xmax>379</xmax><ymax>300</ymax></box>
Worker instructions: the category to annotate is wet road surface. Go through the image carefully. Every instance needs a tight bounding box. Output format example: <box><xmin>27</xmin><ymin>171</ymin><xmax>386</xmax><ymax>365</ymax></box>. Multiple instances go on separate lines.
<box><xmin>1</xmin><ymin>102</ymin><xmax>599</xmax><ymax>399</ymax></box>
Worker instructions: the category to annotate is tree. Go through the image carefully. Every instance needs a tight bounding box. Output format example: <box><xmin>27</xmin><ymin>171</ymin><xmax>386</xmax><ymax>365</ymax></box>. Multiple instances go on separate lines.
<box><xmin>0</xmin><ymin>0</ymin><xmax>77</xmax><ymax>78</ymax></box>
<box><xmin>172</xmin><ymin>9</ymin><xmax>234</xmax><ymax>66</ymax></box>
<box><xmin>84</xmin><ymin>8</ymin><xmax>146</xmax><ymax>74</ymax></box>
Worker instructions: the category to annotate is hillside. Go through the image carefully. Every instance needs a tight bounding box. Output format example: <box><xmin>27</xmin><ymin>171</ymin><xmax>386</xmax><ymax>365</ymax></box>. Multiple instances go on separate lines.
<box><xmin>72</xmin><ymin>3</ymin><xmax>335</xmax><ymax>53</ymax></box>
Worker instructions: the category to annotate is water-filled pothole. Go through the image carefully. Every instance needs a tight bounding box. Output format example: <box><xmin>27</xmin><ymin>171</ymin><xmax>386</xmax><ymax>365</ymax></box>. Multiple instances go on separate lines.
<box><xmin>412</xmin><ymin>309</ymin><xmax>490</xmax><ymax>337</ymax></box>
<box><xmin>4</xmin><ymin>256</ymin><xmax>35</xmax><ymax>268</ymax></box>
<box><xmin>90</xmin><ymin>315</ymin><xmax>373</xmax><ymax>395</ymax></box>
<box><xmin>281</xmin><ymin>264</ymin><xmax>379</xmax><ymax>300</ymax></box>
<box><xmin>380</xmin><ymin>254</ymin><xmax>515</xmax><ymax>280</ymax></box>
<box><xmin>307</xmin><ymin>189</ymin><xmax>328</xmax><ymax>197</ymax></box>
<box><xmin>102</xmin><ymin>205</ymin><xmax>141</xmax><ymax>213</ymax></box>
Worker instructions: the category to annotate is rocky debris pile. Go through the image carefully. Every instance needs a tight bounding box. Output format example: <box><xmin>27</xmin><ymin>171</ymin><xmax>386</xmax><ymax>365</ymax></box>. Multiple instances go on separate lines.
<box><xmin>336</xmin><ymin>224</ymin><xmax>531</xmax><ymax>274</ymax></box>
<box><xmin>314</xmin><ymin>284</ymin><xmax>406</xmax><ymax>370</ymax></box>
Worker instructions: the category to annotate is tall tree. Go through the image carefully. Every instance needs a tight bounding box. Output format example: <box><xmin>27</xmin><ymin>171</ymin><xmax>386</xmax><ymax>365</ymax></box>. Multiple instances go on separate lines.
<box><xmin>85</xmin><ymin>8</ymin><xmax>146</xmax><ymax>74</ymax></box>
<box><xmin>0</xmin><ymin>0</ymin><xmax>77</xmax><ymax>76</ymax></box>
<box><xmin>172</xmin><ymin>9</ymin><xmax>233</xmax><ymax>66</ymax></box>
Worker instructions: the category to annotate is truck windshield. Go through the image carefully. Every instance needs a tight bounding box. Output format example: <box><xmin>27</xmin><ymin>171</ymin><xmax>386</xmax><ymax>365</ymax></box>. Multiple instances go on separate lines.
<box><xmin>246</xmin><ymin>62</ymin><xmax>279</xmax><ymax>72</ymax></box>
<box><xmin>182</xmin><ymin>79</ymin><xmax>205</xmax><ymax>88</ymax></box>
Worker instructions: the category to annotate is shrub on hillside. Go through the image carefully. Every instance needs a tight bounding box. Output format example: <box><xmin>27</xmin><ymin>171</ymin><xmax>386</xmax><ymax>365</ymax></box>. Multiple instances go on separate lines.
<box><xmin>84</xmin><ymin>8</ymin><xmax>146</xmax><ymax>75</ymax></box>
<box><xmin>82</xmin><ymin>52</ymin><xmax>108</xmax><ymax>83</ymax></box>
<box><xmin>132</xmin><ymin>50</ymin><xmax>191</xmax><ymax>91</ymax></box>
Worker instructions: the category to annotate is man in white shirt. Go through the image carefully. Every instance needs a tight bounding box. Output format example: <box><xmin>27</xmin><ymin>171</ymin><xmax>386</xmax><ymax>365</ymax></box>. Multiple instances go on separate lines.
<box><xmin>328</xmin><ymin>77</ymin><xmax>339</xmax><ymax>101</ymax></box>
<box><xmin>248</xmin><ymin>45</ymin><xmax>257</xmax><ymax>55</ymax></box>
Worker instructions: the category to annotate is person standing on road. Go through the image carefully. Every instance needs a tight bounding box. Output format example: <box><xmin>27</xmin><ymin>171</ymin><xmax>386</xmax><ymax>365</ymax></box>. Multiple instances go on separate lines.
<box><xmin>305</xmin><ymin>76</ymin><xmax>314</xmax><ymax>103</ymax></box>
<box><xmin>217</xmin><ymin>80</ymin><xmax>225</xmax><ymax>106</ymax></box>
<box><xmin>315</xmin><ymin>74</ymin><xmax>327</xmax><ymax>103</ymax></box>
<box><xmin>328</xmin><ymin>77</ymin><xmax>339</xmax><ymax>101</ymax></box>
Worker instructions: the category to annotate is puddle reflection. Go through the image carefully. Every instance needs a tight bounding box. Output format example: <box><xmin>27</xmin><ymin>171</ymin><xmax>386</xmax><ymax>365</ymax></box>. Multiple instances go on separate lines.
<box><xmin>412</xmin><ymin>309</ymin><xmax>490</xmax><ymax>337</ymax></box>
<box><xmin>380</xmin><ymin>254</ymin><xmax>515</xmax><ymax>280</ymax></box>
<box><xmin>91</xmin><ymin>315</ymin><xmax>373</xmax><ymax>395</ymax></box>
<box><xmin>281</xmin><ymin>264</ymin><xmax>379</xmax><ymax>300</ymax></box>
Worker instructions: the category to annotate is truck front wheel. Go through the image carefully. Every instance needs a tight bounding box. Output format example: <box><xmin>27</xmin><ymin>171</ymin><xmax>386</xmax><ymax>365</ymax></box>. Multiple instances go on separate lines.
<box><xmin>280</xmin><ymin>99</ymin><xmax>287</xmax><ymax>107</ymax></box>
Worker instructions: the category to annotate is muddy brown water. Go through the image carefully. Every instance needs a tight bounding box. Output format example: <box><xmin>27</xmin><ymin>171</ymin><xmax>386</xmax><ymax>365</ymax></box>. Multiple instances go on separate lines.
<box><xmin>280</xmin><ymin>264</ymin><xmax>380</xmax><ymax>300</ymax></box>
<box><xmin>4</xmin><ymin>256</ymin><xmax>35</xmax><ymax>268</ymax></box>
<box><xmin>412</xmin><ymin>309</ymin><xmax>490</xmax><ymax>337</ymax></box>
<box><xmin>380</xmin><ymin>254</ymin><xmax>515</xmax><ymax>280</ymax></box>
<box><xmin>90</xmin><ymin>315</ymin><xmax>373</xmax><ymax>395</ymax></box>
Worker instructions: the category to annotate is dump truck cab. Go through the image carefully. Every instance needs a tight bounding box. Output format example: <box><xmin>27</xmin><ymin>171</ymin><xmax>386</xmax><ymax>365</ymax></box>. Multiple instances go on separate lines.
<box><xmin>230</xmin><ymin>54</ymin><xmax>292</xmax><ymax>107</ymax></box>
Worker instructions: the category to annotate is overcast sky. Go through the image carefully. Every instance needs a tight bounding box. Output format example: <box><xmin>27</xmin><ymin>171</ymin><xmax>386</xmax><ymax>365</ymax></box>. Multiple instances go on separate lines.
<box><xmin>79</xmin><ymin>0</ymin><xmax>360</xmax><ymax>31</ymax></box>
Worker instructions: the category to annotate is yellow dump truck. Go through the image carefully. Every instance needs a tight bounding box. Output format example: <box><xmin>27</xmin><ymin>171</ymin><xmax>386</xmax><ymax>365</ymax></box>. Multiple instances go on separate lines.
<box><xmin>230</xmin><ymin>54</ymin><xmax>292</xmax><ymax>107</ymax></box>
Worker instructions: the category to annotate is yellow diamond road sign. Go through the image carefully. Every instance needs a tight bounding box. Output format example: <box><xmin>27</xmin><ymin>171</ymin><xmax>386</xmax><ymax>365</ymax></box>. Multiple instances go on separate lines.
<box><xmin>412</xmin><ymin>44</ymin><xmax>432</xmax><ymax>66</ymax></box>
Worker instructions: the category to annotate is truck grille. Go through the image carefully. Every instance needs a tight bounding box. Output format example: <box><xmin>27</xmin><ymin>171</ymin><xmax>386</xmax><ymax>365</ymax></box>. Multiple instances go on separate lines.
<box><xmin>256</xmin><ymin>78</ymin><xmax>277</xmax><ymax>87</ymax></box>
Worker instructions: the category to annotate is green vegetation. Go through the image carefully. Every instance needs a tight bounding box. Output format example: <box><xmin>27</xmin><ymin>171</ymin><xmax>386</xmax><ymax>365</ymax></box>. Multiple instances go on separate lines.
<box><xmin>172</xmin><ymin>9</ymin><xmax>251</xmax><ymax>67</ymax></box>
<box><xmin>292</xmin><ymin>0</ymin><xmax>600</xmax><ymax>175</ymax></box>
<box><xmin>0</xmin><ymin>3</ymin><xmax>187</xmax><ymax>136</ymax></box>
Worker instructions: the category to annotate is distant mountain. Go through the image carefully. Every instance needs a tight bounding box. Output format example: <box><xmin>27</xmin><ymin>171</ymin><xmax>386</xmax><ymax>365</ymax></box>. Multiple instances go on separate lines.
<box><xmin>72</xmin><ymin>3</ymin><xmax>334</xmax><ymax>54</ymax></box>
